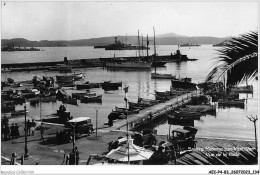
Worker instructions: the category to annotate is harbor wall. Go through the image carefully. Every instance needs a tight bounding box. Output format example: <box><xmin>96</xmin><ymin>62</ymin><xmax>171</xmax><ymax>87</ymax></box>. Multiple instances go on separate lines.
<box><xmin>1</xmin><ymin>54</ymin><xmax>184</xmax><ymax>70</ymax></box>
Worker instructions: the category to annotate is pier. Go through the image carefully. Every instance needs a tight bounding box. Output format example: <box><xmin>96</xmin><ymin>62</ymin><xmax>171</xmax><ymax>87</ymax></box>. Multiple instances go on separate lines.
<box><xmin>101</xmin><ymin>89</ymin><xmax>201</xmax><ymax>132</ymax></box>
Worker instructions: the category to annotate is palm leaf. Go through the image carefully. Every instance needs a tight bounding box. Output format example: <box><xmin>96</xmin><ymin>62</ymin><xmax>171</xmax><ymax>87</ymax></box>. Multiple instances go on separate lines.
<box><xmin>206</xmin><ymin>31</ymin><xmax>258</xmax><ymax>86</ymax></box>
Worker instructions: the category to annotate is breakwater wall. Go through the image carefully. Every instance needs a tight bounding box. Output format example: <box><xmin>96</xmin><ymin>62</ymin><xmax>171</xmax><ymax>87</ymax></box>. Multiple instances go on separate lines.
<box><xmin>1</xmin><ymin>54</ymin><xmax>191</xmax><ymax>70</ymax></box>
<box><xmin>2</xmin><ymin>58</ymin><xmax>102</xmax><ymax>69</ymax></box>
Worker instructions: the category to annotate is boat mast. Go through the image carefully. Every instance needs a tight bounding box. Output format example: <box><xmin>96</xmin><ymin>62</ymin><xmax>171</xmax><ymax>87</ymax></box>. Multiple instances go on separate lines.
<box><xmin>146</xmin><ymin>34</ymin><xmax>149</xmax><ymax>58</ymax></box>
<box><xmin>138</xmin><ymin>30</ymin><xmax>140</xmax><ymax>57</ymax></box>
<box><xmin>153</xmin><ymin>27</ymin><xmax>157</xmax><ymax>74</ymax></box>
<box><xmin>153</xmin><ymin>26</ymin><xmax>156</xmax><ymax>57</ymax></box>
<box><xmin>40</xmin><ymin>98</ymin><xmax>42</xmax><ymax>123</ymax></box>
<box><xmin>142</xmin><ymin>35</ymin><xmax>144</xmax><ymax>57</ymax></box>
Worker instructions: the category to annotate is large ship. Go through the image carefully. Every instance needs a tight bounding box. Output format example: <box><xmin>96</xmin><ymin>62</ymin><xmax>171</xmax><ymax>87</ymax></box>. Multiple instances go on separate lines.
<box><xmin>213</xmin><ymin>40</ymin><xmax>231</xmax><ymax>47</ymax></box>
<box><xmin>105</xmin><ymin>31</ymin><xmax>152</xmax><ymax>69</ymax></box>
<box><xmin>94</xmin><ymin>37</ymin><xmax>150</xmax><ymax>50</ymax></box>
<box><xmin>180</xmin><ymin>43</ymin><xmax>201</xmax><ymax>47</ymax></box>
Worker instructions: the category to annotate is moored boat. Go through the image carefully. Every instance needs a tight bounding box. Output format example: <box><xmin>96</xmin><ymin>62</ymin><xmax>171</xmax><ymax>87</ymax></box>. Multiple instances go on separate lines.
<box><xmin>114</xmin><ymin>106</ymin><xmax>140</xmax><ymax>115</ymax></box>
<box><xmin>151</xmin><ymin>73</ymin><xmax>176</xmax><ymax>79</ymax></box>
<box><xmin>171</xmin><ymin>77</ymin><xmax>197</xmax><ymax>90</ymax></box>
<box><xmin>76</xmin><ymin>82</ymin><xmax>101</xmax><ymax>90</ymax></box>
<box><xmin>72</xmin><ymin>92</ymin><xmax>96</xmax><ymax>100</ymax></box>
<box><xmin>128</xmin><ymin>100</ymin><xmax>154</xmax><ymax>110</ymax></box>
<box><xmin>218</xmin><ymin>99</ymin><xmax>245</xmax><ymax>107</ymax></box>
<box><xmin>11</xmin><ymin>109</ymin><xmax>29</xmax><ymax>116</ymax></box>
<box><xmin>62</xmin><ymin>96</ymin><xmax>78</xmax><ymax>106</ymax></box>
<box><xmin>57</xmin><ymin>81</ymin><xmax>76</xmax><ymax>87</ymax></box>
<box><xmin>80</xmin><ymin>95</ymin><xmax>102</xmax><ymax>103</ymax></box>
<box><xmin>108</xmin><ymin>107</ymin><xmax>140</xmax><ymax>121</ymax></box>
<box><xmin>155</xmin><ymin>90</ymin><xmax>172</xmax><ymax>97</ymax></box>
<box><xmin>26</xmin><ymin>97</ymin><xmax>41</xmax><ymax>103</ymax></box>
<box><xmin>172</xmin><ymin>110</ymin><xmax>201</xmax><ymax>118</ymax></box>
<box><xmin>155</xmin><ymin>94</ymin><xmax>172</xmax><ymax>102</ymax></box>
<box><xmin>151</xmin><ymin>61</ymin><xmax>167</xmax><ymax>67</ymax></box>
<box><xmin>229</xmin><ymin>85</ymin><xmax>253</xmax><ymax>93</ymax></box>
<box><xmin>138</xmin><ymin>98</ymin><xmax>160</xmax><ymax>105</ymax></box>
<box><xmin>56</xmin><ymin>73</ymin><xmax>84</xmax><ymax>81</ymax></box>
<box><xmin>1</xmin><ymin>105</ymin><xmax>15</xmax><ymax>113</ymax></box>
<box><xmin>186</xmin><ymin>104</ymin><xmax>216</xmax><ymax>113</ymax></box>
<box><xmin>41</xmin><ymin>96</ymin><xmax>57</xmax><ymax>102</ymax></box>
<box><xmin>101</xmin><ymin>81</ymin><xmax>122</xmax><ymax>91</ymax></box>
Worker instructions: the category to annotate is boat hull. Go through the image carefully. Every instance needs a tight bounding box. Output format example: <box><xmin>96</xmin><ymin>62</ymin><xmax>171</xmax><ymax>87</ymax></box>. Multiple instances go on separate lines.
<box><xmin>80</xmin><ymin>95</ymin><xmax>102</xmax><ymax>103</ymax></box>
<box><xmin>151</xmin><ymin>61</ymin><xmax>167</xmax><ymax>67</ymax></box>
<box><xmin>230</xmin><ymin>85</ymin><xmax>253</xmax><ymax>93</ymax></box>
<box><xmin>106</xmin><ymin>62</ymin><xmax>151</xmax><ymax>69</ymax></box>
<box><xmin>56</xmin><ymin>73</ymin><xmax>83</xmax><ymax>81</ymax></box>
<box><xmin>171</xmin><ymin>79</ymin><xmax>197</xmax><ymax>89</ymax></box>
<box><xmin>151</xmin><ymin>73</ymin><xmax>176</xmax><ymax>79</ymax></box>
<box><xmin>11</xmin><ymin>110</ymin><xmax>29</xmax><ymax>116</ymax></box>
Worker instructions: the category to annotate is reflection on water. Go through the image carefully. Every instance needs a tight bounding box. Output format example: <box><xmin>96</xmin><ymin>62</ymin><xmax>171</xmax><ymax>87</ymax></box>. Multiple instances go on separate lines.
<box><xmin>1</xmin><ymin>45</ymin><xmax>258</xmax><ymax>140</ymax></box>
<box><xmin>155</xmin><ymin>83</ymin><xmax>258</xmax><ymax>140</ymax></box>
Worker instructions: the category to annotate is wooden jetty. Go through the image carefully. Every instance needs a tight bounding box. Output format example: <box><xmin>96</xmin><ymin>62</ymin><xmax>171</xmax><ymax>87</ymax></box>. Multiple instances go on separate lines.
<box><xmin>101</xmin><ymin>89</ymin><xmax>201</xmax><ymax>132</ymax></box>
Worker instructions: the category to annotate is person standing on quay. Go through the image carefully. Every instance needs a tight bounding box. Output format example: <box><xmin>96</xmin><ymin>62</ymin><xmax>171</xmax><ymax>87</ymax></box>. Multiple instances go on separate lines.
<box><xmin>14</xmin><ymin>123</ymin><xmax>20</xmax><ymax>138</ymax></box>
<box><xmin>5</xmin><ymin>124</ymin><xmax>11</xmax><ymax>140</ymax></box>
<box><xmin>10</xmin><ymin>123</ymin><xmax>15</xmax><ymax>139</ymax></box>
<box><xmin>27</xmin><ymin>119</ymin><xmax>31</xmax><ymax>136</ymax></box>
<box><xmin>75</xmin><ymin>147</ymin><xmax>79</xmax><ymax>165</ymax></box>
<box><xmin>31</xmin><ymin>119</ymin><xmax>36</xmax><ymax>136</ymax></box>
<box><xmin>39</xmin><ymin>123</ymin><xmax>45</xmax><ymax>140</ymax></box>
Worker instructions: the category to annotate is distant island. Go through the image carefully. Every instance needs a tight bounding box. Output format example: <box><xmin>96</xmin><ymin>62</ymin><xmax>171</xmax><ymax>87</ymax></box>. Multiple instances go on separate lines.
<box><xmin>1</xmin><ymin>33</ymin><xmax>230</xmax><ymax>48</ymax></box>
<box><xmin>1</xmin><ymin>45</ymin><xmax>40</xmax><ymax>52</ymax></box>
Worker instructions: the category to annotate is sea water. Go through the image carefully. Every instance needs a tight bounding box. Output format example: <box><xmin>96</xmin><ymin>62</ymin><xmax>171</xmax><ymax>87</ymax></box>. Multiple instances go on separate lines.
<box><xmin>1</xmin><ymin>45</ymin><xmax>258</xmax><ymax>140</ymax></box>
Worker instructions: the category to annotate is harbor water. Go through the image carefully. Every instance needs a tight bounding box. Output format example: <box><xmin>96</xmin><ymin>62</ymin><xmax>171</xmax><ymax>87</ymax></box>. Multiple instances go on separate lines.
<box><xmin>1</xmin><ymin>45</ymin><xmax>258</xmax><ymax>140</ymax></box>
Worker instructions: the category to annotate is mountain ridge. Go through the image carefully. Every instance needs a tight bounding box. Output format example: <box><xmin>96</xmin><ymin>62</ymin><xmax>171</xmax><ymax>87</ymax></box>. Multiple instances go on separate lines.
<box><xmin>1</xmin><ymin>35</ymin><xmax>231</xmax><ymax>47</ymax></box>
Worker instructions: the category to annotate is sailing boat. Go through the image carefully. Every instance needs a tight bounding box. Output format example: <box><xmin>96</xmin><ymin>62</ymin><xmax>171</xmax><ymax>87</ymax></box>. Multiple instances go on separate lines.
<box><xmin>105</xmin><ymin>30</ymin><xmax>152</xmax><ymax>69</ymax></box>
<box><xmin>151</xmin><ymin>27</ymin><xmax>176</xmax><ymax>79</ymax></box>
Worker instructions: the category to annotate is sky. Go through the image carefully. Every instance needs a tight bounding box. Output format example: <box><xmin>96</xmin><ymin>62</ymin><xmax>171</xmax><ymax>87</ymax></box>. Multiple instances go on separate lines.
<box><xmin>1</xmin><ymin>1</ymin><xmax>259</xmax><ymax>41</ymax></box>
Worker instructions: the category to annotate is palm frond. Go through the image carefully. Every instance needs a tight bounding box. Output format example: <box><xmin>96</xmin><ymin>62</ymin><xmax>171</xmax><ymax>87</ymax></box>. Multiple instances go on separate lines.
<box><xmin>206</xmin><ymin>31</ymin><xmax>258</xmax><ymax>85</ymax></box>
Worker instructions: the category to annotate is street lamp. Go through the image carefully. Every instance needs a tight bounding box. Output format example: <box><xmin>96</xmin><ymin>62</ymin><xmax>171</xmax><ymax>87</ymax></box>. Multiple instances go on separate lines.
<box><xmin>24</xmin><ymin>105</ymin><xmax>29</xmax><ymax>158</ymax></box>
<box><xmin>95</xmin><ymin>107</ymin><xmax>100</xmax><ymax>140</ymax></box>
<box><xmin>123</xmin><ymin>86</ymin><xmax>130</xmax><ymax>164</ymax></box>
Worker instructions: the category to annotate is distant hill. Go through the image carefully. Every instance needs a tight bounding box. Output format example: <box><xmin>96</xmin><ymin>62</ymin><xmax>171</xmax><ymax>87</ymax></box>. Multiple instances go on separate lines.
<box><xmin>1</xmin><ymin>34</ymin><xmax>230</xmax><ymax>47</ymax></box>
<box><xmin>156</xmin><ymin>33</ymin><xmax>187</xmax><ymax>38</ymax></box>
